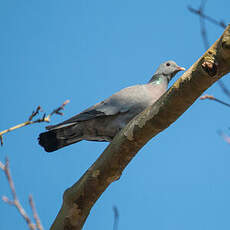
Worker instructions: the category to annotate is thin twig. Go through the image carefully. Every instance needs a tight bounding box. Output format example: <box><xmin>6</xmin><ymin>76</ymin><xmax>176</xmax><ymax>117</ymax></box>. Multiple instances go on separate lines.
<box><xmin>0</xmin><ymin>100</ymin><xmax>70</xmax><ymax>146</ymax></box>
<box><xmin>189</xmin><ymin>1</ymin><xmax>230</xmax><ymax>103</ymax></box>
<box><xmin>1</xmin><ymin>158</ymin><xmax>36</xmax><ymax>230</ymax></box>
<box><xmin>188</xmin><ymin>4</ymin><xmax>226</xmax><ymax>29</ymax></box>
<box><xmin>217</xmin><ymin>80</ymin><xmax>230</xmax><ymax>99</ymax></box>
<box><xmin>45</xmin><ymin>99</ymin><xmax>70</xmax><ymax>121</ymax></box>
<box><xmin>113</xmin><ymin>206</ymin><xmax>119</xmax><ymax>230</ymax></box>
<box><xmin>200</xmin><ymin>94</ymin><xmax>230</xmax><ymax>108</ymax></box>
<box><xmin>199</xmin><ymin>0</ymin><xmax>209</xmax><ymax>50</ymax></box>
<box><xmin>29</xmin><ymin>195</ymin><xmax>43</xmax><ymax>230</ymax></box>
<box><xmin>28</xmin><ymin>106</ymin><xmax>42</xmax><ymax>121</ymax></box>
<box><xmin>217</xmin><ymin>130</ymin><xmax>230</xmax><ymax>144</ymax></box>
<box><xmin>0</xmin><ymin>161</ymin><xmax>5</xmax><ymax>170</ymax></box>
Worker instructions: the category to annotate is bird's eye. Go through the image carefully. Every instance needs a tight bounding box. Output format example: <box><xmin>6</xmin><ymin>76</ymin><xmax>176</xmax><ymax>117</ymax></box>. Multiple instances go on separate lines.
<box><xmin>166</xmin><ymin>63</ymin><xmax>170</xmax><ymax>66</ymax></box>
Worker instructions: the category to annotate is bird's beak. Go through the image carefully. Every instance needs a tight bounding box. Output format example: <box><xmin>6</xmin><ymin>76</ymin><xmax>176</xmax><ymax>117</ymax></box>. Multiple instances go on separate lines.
<box><xmin>177</xmin><ymin>66</ymin><xmax>186</xmax><ymax>71</ymax></box>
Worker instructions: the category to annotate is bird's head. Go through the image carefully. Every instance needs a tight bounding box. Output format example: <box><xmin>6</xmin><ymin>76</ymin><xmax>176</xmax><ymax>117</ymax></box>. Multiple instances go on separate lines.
<box><xmin>155</xmin><ymin>60</ymin><xmax>185</xmax><ymax>82</ymax></box>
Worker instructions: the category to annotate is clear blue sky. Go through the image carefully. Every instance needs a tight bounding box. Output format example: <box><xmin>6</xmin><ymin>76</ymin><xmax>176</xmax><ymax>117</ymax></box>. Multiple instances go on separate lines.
<box><xmin>1</xmin><ymin>1</ymin><xmax>230</xmax><ymax>230</ymax></box>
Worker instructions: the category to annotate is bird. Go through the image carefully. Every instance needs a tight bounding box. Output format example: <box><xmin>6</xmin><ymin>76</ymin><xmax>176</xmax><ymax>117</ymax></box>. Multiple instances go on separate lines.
<box><xmin>39</xmin><ymin>60</ymin><xmax>185</xmax><ymax>152</ymax></box>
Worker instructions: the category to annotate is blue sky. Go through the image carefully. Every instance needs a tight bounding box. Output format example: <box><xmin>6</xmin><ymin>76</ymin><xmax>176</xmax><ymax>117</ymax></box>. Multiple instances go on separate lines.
<box><xmin>1</xmin><ymin>1</ymin><xmax>230</xmax><ymax>230</ymax></box>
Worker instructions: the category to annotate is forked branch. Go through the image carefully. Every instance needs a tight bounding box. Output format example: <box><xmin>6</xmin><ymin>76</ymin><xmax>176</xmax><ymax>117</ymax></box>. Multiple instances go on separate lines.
<box><xmin>0</xmin><ymin>100</ymin><xmax>69</xmax><ymax>146</ymax></box>
<box><xmin>0</xmin><ymin>158</ymin><xmax>43</xmax><ymax>230</ymax></box>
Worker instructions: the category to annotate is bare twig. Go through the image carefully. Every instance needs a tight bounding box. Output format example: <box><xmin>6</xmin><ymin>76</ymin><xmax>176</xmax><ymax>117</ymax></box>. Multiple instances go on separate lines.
<box><xmin>0</xmin><ymin>135</ymin><xmax>3</xmax><ymax>146</ymax></box>
<box><xmin>200</xmin><ymin>94</ymin><xmax>230</xmax><ymax>108</ymax></box>
<box><xmin>29</xmin><ymin>195</ymin><xmax>43</xmax><ymax>230</ymax></box>
<box><xmin>199</xmin><ymin>0</ymin><xmax>209</xmax><ymax>50</ymax></box>
<box><xmin>217</xmin><ymin>130</ymin><xmax>230</xmax><ymax>144</ymax></box>
<box><xmin>45</xmin><ymin>99</ymin><xmax>70</xmax><ymax>121</ymax></box>
<box><xmin>188</xmin><ymin>3</ymin><xmax>226</xmax><ymax>29</ymax></box>
<box><xmin>113</xmin><ymin>206</ymin><xmax>119</xmax><ymax>230</ymax></box>
<box><xmin>0</xmin><ymin>158</ymin><xmax>37</xmax><ymax>230</ymax></box>
<box><xmin>217</xmin><ymin>80</ymin><xmax>230</xmax><ymax>99</ymax></box>
<box><xmin>188</xmin><ymin>0</ymin><xmax>226</xmax><ymax>49</ymax></box>
<box><xmin>0</xmin><ymin>100</ymin><xmax>70</xmax><ymax>146</ymax></box>
<box><xmin>189</xmin><ymin>1</ymin><xmax>230</xmax><ymax>104</ymax></box>
<box><xmin>0</xmin><ymin>161</ymin><xmax>5</xmax><ymax>170</ymax></box>
<box><xmin>28</xmin><ymin>106</ymin><xmax>42</xmax><ymax>121</ymax></box>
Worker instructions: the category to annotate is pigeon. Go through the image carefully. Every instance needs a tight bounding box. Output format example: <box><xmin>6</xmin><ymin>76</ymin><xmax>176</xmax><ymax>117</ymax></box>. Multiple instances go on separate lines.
<box><xmin>39</xmin><ymin>60</ymin><xmax>185</xmax><ymax>152</ymax></box>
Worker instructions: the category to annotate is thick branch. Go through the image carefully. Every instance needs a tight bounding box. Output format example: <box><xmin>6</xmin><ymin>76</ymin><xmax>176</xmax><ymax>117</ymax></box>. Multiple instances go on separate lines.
<box><xmin>51</xmin><ymin>25</ymin><xmax>230</xmax><ymax>230</ymax></box>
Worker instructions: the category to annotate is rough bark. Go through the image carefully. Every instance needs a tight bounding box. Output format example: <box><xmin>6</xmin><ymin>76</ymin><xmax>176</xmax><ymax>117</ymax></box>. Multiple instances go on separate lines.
<box><xmin>51</xmin><ymin>25</ymin><xmax>230</xmax><ymax>230</ymax></box>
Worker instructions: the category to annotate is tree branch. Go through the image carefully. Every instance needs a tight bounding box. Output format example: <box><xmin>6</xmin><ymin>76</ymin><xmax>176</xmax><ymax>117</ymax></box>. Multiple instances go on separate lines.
<box><xmin>1</xmin><ymin>158</ymin><xmax>43</xmax><ymax>230</ymax></box>
<box><xmin>217</xmin><ymin>80</ymin><xmax>230</xmax><ymax>99</ymax></box>
<box><xmin>113</xmin><ymin>206</ymin><xmax>119</xmax><ymax>230</ymax></box>
<box><xmin>200</xmin><ymin>94</ymin><xmax>230</xmax><ymax>108</ymax></box>
<box><xmin>218</xmin><ymin>130</ymin><xmax>230</xmax><ymax>144</ymax></box>
<box><xmin>29</xmin><ymin>195</ymin><xmax>44</xmax><ymax>230</ymax></box>
<box><xmin>0</xmin><ymin>100</ymin><xmax>69</xmax><ymax>146</ymax></box>
<box><xmin>51</xmin><ymin>25</ymin><xmax>230</xmax><ymax>230</ymax></box>
<box><xmin>188</xmin><ymin>1</ymin><xmax>230</xmax><ymax>100</ymax></box>
<box><xmin>188</xmin><ymin>3</ymin><xmax>226</xmax><ymax>30</ymax></box>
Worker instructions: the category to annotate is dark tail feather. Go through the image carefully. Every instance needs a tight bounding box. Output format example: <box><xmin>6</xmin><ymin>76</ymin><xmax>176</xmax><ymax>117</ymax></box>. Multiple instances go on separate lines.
<box><xmin>38</xmin><ymin>125</ymin><xmax>82</xmax><ymax>152</ymax></box>
<box><xmin>39</xmin><ymin>131</ymin><xmax>60</xmax><ymax>152</ymax></box>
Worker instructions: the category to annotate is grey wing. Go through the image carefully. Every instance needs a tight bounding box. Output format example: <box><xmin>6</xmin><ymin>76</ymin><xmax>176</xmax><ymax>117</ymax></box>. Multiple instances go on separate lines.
<box><xmin>46</xmin><ymin>85</ymin><xmax>146</xmax><ymax>131</ymax></box>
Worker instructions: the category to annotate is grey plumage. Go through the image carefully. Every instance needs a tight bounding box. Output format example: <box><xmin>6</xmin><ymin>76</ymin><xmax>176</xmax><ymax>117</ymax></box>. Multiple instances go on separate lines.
<box><xmin>39</xmin><ymin>60</ymin><xmax>185</xmax><ymax>152</ymax></box>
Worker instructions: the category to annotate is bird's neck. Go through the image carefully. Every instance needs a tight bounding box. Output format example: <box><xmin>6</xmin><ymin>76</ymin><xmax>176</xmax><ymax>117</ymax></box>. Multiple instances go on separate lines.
<box><xmin>148</xmin><ymin>74</ymin><xmax>169</xmax><ymax>85</ymax></box>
